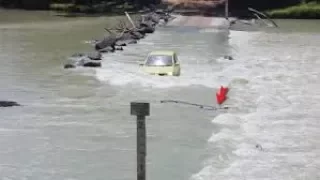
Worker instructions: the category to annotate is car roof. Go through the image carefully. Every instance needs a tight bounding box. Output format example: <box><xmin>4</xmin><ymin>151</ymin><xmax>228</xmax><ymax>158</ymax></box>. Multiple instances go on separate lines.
<box><xmin>149</xmin><ymin>50</ymin><xmax>176</xmax><ymax>56</ymax></box>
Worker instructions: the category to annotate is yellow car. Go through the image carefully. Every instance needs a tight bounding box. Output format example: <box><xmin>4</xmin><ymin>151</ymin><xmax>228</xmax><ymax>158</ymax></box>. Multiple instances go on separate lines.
<box><xmin>140</xmin><ymin>50</ymin><xmax>181</xmax><ymax>76</ymax></box>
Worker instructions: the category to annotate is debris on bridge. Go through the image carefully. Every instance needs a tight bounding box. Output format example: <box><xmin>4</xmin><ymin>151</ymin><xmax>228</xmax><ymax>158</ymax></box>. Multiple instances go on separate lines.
<box><xmin>62</xmin><ymin>3</ymin><xmax>279</xmax><ymax>69</ymax></box>
<box><xmin>63</xmin><ymin>6</ymin><xmax>176</xmax><ymax>69</ymax></box>
<box><xmin>0</xmin><ymin>101</ymin><xmax>21</xmax><ymax>107</ymax></box>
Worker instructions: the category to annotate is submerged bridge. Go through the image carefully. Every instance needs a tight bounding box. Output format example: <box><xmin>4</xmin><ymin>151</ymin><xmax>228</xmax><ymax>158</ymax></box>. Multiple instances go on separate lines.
<box><xmin>163</xmin><ymin>0</ymin><xmax>231</xmax><ymax>28</ymax></box>
<box><xmin>166</xmin><ymin>15</ymin><xmax>231</xmax><ymax>29</ymax></box>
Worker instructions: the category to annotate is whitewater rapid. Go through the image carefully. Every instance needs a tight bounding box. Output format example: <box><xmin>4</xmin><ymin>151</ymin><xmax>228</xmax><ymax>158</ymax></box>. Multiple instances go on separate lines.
<box><xmin>94</xmin><ymin>27</ymin><xmax>230</xmax><ymax>88</ymax></box>
<box><xmin>192</xmin><ymin>31</ymin><xmax>320</xmax><ymax>180</ymax></box>
<box><xmin>93</xmin><ymin>26</ymin><xmax>320</xmax><ymax>179</ymax></box>
<box><xmin>1</xmin><ymin>11</ymin><xmax>319</xmax><ymax>180</ymax></box>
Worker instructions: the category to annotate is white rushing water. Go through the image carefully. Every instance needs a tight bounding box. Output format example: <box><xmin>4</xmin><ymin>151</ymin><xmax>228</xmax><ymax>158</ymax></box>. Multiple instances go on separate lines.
<box><xmin>1</xmin><ymin>12</ymin><xmax>319</xmax><ymax>179</ymax></box>
<box><xmin>94</xmin><ymin>26</ymin><xmax>320</xmax><ymax>179</ymax></box>
<box><xmin>191</xmin><ymin>31</ymin><xmax>320</xmax><ymax>180</ymax></box>
<box><xmin>95</xmin><ymin>27</ymin><xmax>230</xmax><ymax>88</ymax></box>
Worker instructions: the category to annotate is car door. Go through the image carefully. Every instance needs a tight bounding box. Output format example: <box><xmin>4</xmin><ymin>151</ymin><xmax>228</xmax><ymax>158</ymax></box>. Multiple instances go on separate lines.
<box><xmin>173</xmin><ymin>53</ymin><xmax>180</xmax><ymax>75</ymax></box>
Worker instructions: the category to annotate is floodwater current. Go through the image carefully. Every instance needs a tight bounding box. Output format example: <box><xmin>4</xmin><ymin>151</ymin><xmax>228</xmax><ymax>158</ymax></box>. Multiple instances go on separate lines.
<box><xmin>0</xmin><ymin>9</ymin><xmax>320</xmax><ymax>180</ymax></box>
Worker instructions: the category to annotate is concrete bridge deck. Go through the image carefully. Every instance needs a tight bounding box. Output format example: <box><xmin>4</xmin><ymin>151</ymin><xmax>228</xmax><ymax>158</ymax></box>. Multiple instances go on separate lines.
<box><xmin>167</xmin><ymin>15</ymin><xmax>232</xmax><ymax>29</ymax></box>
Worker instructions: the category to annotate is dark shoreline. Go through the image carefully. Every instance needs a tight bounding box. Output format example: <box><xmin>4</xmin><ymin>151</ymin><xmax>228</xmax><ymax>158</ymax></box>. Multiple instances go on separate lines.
<box><xmin>1</xmin><ymin>1</ymin><xmax>320</xmax><ymax>19</ymax></box>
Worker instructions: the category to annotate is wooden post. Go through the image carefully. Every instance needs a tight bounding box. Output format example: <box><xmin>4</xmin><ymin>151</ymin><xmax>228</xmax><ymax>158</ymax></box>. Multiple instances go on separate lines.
<box><xmin>131</xmin><ymin>102</ymin><xmax>150</xmax><ymax>180</ymax></box>
<box><xmin>225</xmin><ymin>0</ymin><xmax>229</xmax><ymax>20</ymax></box>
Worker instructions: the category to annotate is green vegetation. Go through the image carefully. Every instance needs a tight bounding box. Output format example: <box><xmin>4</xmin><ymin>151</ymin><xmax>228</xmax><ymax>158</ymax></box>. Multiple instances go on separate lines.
<box><xmin>49</xmin><ymin>1</ymin><xmax>136</xmax><ymax>14</ymax></box>
<box><xmin>267</xmin><ymin>1</ymin><xmax>320</xmax><ymax>19</ymax></box>
<box><xmin>1</xmin><ymin>0</ymin><xmax>320</xmax><ymax>19</ymax></box>
<box><xmin>0</xmin><ymin>0</ymin><xmax>156</xmax><ymax>12</ymax></box>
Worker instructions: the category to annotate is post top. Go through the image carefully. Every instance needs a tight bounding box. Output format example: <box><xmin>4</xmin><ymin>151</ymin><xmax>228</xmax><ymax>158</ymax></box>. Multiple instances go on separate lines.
<box><xmin>130</xmin><ymin>102</ymin><xmax>150</xmax><ymax>116</ymax></box>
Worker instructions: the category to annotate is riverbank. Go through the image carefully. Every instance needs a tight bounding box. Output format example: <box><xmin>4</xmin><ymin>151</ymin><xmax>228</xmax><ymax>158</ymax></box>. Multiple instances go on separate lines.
<box><xmin>267</xmin><ymin>1</ymin><xmax>320</xmax><ymax>19</ymax></box>
<box><xmin>50</xmin><ymin>1</ymin><xmax>137</xmax><ymax>15</ymax></box>
<box><xmin>49</xmin><ymin>1</ymin><xmax>320</xmax><ymax>19</ymax></box>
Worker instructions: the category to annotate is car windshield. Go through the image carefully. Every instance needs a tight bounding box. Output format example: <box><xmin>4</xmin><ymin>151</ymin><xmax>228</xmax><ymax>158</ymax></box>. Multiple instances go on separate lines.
<box><xmin>145</xmin><ymin>55</ymin><xmax>173</xmax><ymax>66</ymax></box>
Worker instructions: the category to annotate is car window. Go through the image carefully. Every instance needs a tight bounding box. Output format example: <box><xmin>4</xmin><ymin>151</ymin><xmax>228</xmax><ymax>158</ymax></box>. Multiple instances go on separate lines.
<box><xmin>146</xmin><ymin>55</ymin><xmax>173</xmax><ymax>66</ymax></box>
<box><xmin>173</xmin><ymin>53</ymin><xmax>178</xmax><ymax>63</ymax></box>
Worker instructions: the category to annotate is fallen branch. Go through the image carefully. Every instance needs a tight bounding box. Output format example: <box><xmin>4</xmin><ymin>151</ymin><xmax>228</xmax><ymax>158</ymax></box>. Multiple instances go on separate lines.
<box><xmin>248</xmin><ymin>7</ymin><xmax>278</xmax><ymax>28</ymax></box>
<box><xmin>125</xmin><ymin>11</ymin><xmax>136</xmax><ymax>29</ymax></box>
<box><xmin>104</xmin><ymin>28</ymin><xmax>114</xmax><ymax>34</ymax></box>
<box><xmin>252</xmin><ymin>13</ymin><xmax>272</xmax><ymax>27</ymax></box>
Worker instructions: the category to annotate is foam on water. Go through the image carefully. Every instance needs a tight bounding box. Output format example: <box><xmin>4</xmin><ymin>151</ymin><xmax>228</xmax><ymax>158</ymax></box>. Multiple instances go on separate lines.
<box><xmin>95</xmin><ymin>28</ymin><xmax>231</xmax><ymax>88</ymax></box>
<box><xmin>93</xmin><ymin>26</ymin><xmax>320</xmax><ymax>179</ymax></box>
<box><xmin>96</xmin><ymin>61</ymin><xmax>227</xmax><ymax>88</ymax></box>
<box><xmin>192</xmin><ymin>31</ymin><xmax>320</xmax><ymax>180</ymax></box>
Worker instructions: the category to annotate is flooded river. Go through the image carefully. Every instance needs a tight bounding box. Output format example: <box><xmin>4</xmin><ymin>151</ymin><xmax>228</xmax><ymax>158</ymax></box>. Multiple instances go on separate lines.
<box><xmin>0</xmin><ymin>9</ymin><xmax>319</xmax><ymax>180</ymax></box>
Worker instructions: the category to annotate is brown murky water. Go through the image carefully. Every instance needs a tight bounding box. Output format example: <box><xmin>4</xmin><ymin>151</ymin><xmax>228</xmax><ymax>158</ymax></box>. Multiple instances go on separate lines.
<box><xmin>0</xmin><ymin>9</ymin><xmax>320</xmax><ymax>180</ymax></box>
